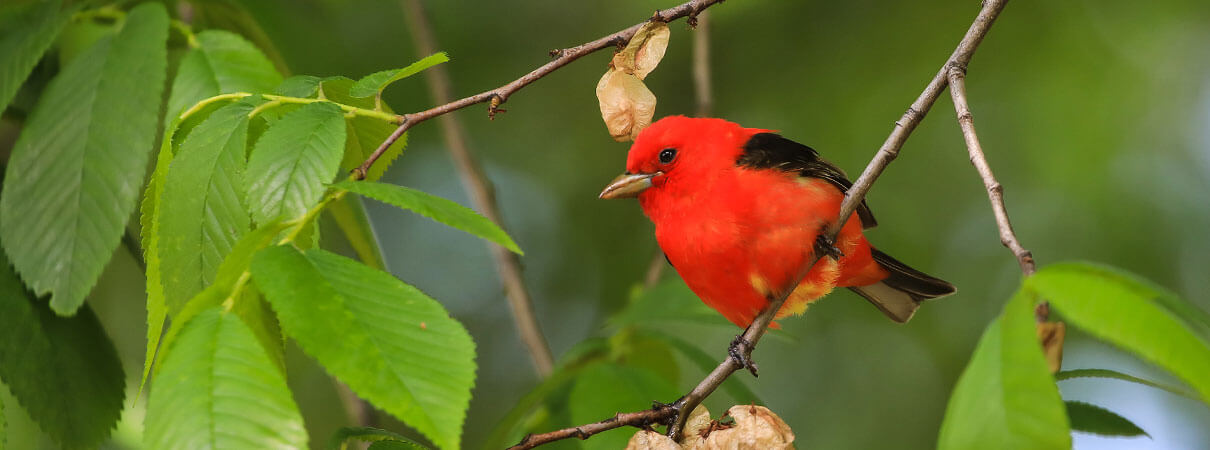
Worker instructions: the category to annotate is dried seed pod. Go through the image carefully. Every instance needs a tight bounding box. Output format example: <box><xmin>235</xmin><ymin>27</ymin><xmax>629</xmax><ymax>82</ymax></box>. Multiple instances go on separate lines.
<box><xmin>625</xmin><ymin>430</ymin><xmax>681</xmax><ymax>450</ymax></box>
<box><xmin>683</xmin><ymin>405</ymin><xmax>795</xmax><ymax>450</ymax></box>
<box><xmin>678</xmin><ymin>405</ymin><xmax>714</xmax><ymax>448</ymax></box>
<box><xmin>596</xmin><ymin>69</ymin><xmax>657</xmax><ymax>142</ymax></box>
<box><xmin>1036</xmin><ymin>321</ymin><xmax>1066</xmax><ymax>373</ymax></box>
<box><xmin>613</xmin><ymin>21</ymin><xmax>671</xmax><ymax>79</ymax></box>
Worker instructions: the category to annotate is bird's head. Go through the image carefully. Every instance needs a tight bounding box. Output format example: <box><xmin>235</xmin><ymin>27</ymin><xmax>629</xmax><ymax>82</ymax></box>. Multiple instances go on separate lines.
<box><xmin>599</xmin><ymin>116</ymin><xmax>760</xmax><ymax>200</ymax></box>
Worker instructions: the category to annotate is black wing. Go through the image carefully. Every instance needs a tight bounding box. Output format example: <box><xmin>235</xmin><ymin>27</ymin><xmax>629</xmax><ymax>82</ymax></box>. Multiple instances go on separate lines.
<box><xmin>736</xmin><ymin>132</ymin><xmax>877</xmax><ymax>229</ymax></box>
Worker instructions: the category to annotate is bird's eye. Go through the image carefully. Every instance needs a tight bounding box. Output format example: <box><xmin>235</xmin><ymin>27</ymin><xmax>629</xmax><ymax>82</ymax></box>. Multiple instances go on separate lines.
<box><xmin>658</xmin><ymin>148</ymin><xmax>677</xmax><ymax>164</ymax></box>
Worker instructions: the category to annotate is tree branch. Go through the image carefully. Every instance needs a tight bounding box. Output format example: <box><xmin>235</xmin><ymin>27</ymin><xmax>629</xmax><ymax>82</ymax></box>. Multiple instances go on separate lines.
<box><xmin>510</xmin><ymin>0</ymin><xmax>1011</xmax><ymax>446</ymax></box>
<box><xmin>353</xmin><ymin>0</ymin><xmax>725</xmax><ymax>179</ymax></box>
<box><xmin>399</xmin><ymin>0</ymin><xmax>556</xmax><ymax>377</ymax></box>
<box><xmin>946</xmin><ymin>56</ymin><xmax>1042</xmax><ymax>320</ymax></box>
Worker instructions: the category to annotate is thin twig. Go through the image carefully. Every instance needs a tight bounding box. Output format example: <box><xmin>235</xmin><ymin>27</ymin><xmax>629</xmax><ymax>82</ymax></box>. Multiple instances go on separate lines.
<box><xmin>508</xmin><ymin>408</ymin><xmax>675</xmax><ymax>450</ymax></box>
<box><xmin>400</xmin><ymin>0</ymin><xmax>556</xmax><ymax>377</ymax></box>
<box><xmin>946</xmin><ymin>62</ymin><xmax>1042</xmax><ymax>320</ymax></box>
<box><xmin>511</xmin><ymin>0</ymin><xmax>1011</xmax><ymax>446</ymax></box>
<box><xmin>353</xmin><ymin>0</ymin><xmax>727</xmax><ymax>179</ymax></box>
<box><xmin>643</xmin><ymin>8</ymin><xmax>714</xmax><ymax>289</ymax></box>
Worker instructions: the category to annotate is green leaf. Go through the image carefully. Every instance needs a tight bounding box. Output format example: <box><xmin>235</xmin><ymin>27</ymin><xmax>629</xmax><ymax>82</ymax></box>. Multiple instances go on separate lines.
<box><xmin>139</xmin><ymin>115</ymin><xmax>181</xmax><ymax>395</ymax></box>
<box><xmin>349</xmin><ymin>53</ymin><xmax>449</xmax><ymax>98</ymax></box>
<box><xmin>569</xmin><ymin>363</ymin><xmax>680</xmax><ymax>450</ymax></box>
<box><xmin>334</xmin><ymin>180</ymin><xmax>522</xmax><ymax>254</ymax></box>
<box><xmin>327</xmin><ymin>194</ymin><xmax>388</xmax><ymax>270</ymax></box>
<box><xmin>320</xmin><ymin>77</ymin><xmax>406</xmax><ymax>181</ymax></box>
<box><xmin>164</xmin><ymin>29</ymin><xmax>282</xmax><ymax>120</ymax></box>
<box><xmin>189</xmin><ymin>0</ymin><xmax>290</xmax><ymax>76</ymax></box>
<box><xmin>152</xmin><ymin>220</ymin><xmax>290</xmax><ymax>378</ymax></box>
<box><xmin>1056</xmin><ymin>368</ymin><xmax>1199</xmax><ymax>402</ymax></box>
<box><xmin>611</xmin><ymin>278</ymin><xmax>735</xmax><ymax>329</ymax></box>
<box><xmin>158</xmin><ymin>101</ymin><xmax>255</xmax><ymax>314</ymax></box>
<box><xmin>0</xmin><ymin>252</ymin><xmax>125</xmax><ymax>448</ymax></box>
<box><xmin>0</xmin><ymin>0</ymin><xmax>71</xmax><ymax>114</ymax></box>
<box><xmin>328</xmin><ymin>426</ymin><xmax>430</xmax><ymax>450</ymax></box>
<box><xmin>0</xmin><ymin>3</ymin><xmax>168</xmax><ymax>315</ymax></box>
<box><xmin>275</xmin><ymin>75</ymin><xmax>322</xmax><ymax>98</ymax></box>
<box><xmin>145</xmin><ymin>307</ymin><xmax>307</xmax><ymax>449</ymax></box>
<box><xmin>245</xmin><ymin>101</ymin><xmax>347</xmax><ymax>224</ymax></box>
<box><xmin>1028</xmin><ymin>262</ymin><xmax>1210</xmax><ymax>406</ymax></box>
<box><xmin>937</xmin><ymin>289</ymin><xmax>1070</xmax><ymax>450</ymax></box>
<box><xmin>251</xmin><ymin>246</ymin><xmax>476</xmax><ymax>450</ymax></box>
<box><xmin>369</xmin><ymin>440</ymin><xmax>428</xmax><ymax>450</ymax></box>
<box><xmin>640</xmin><ymin>329</ymin><xmax>762</xmax><ymax>404</ymax></box>
<box><xmin>1065</xmin><ymin>401</ymin><xmax>1147</xmax><ymax>438</ymax></box>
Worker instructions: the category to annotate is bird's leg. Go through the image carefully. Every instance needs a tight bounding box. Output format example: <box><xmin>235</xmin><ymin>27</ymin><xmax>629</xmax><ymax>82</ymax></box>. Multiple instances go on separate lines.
<box><xmin>728</xmin><ymin>331</ymin><xmax>759</xmax><ymax>377</ymax></box>
<box><xmin>814</xmin><ymin>233</ymin><xmax>844</xmax><ymax>260</ymax></box>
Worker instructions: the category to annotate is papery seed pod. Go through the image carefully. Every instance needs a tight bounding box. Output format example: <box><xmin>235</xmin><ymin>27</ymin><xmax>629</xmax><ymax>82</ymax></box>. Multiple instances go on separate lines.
<box><xmin>596</xmin><ymin>69</ymin><xmax>657</xmax><ymax>142</ymax></box>
<box><xmin>625</xmin><ymin>429</ymin><xmax>681</xmax><ymax>450</ymax></box>
<box><xmin>683</xmin><ymin>405</ymin><xmax>795</xmax><ymax>450</ymax></box>
<box><xmin>612</xmin><ymin>21</ymin><xmax>671</xmax><ymax>79</ymax></box>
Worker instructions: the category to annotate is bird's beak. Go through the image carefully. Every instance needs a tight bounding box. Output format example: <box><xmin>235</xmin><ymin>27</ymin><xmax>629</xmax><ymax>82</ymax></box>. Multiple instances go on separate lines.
<box><xmin>599</xmin><ymin>172</ymin><xmax>659</xmax><ymax>199</ymax></box>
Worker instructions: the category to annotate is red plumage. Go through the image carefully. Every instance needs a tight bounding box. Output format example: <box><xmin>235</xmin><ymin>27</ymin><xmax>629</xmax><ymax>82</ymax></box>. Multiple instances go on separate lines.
<box><xmin>601</xmin><ymin>116</ymin><xmax>954</xmax><ymax>327</ymax></box>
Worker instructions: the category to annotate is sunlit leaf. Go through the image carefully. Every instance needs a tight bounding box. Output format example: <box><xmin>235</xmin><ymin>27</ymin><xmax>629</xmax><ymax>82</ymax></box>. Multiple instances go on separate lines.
<box><xmin>569</xmin><ymin>363</ymin><xmax>679</xmax><ymax>450</ymax></box>
<box><xmin>0</xmin><ymin>252</ymin><xmax>124</xmax><ymax>448</ymax></box>
<box><xmin>320</xmin><ymin>77</ymin><xmax>406</xmax><ymax>181</ymax></box>
<box><xmin>1065</xmin><ymin>401</ymin><xmax>1147</xmax><ymax>438</ymax></box>
<box><xmin>937</xmin><ymin>289</ymin><xmax>1070</xmax><ymax>450</ymax></box>
<box><xmin>334</xmin><ymin>180</ymin><xmax>521</xmax><ymax>254</ymax></box>
<box><xmin>158</xmin><ymin>101</ymin><xmax>254</xmax><ymax>314</ymax></box>
<box><xmin>245</xmin><ymin>101</ymin><xmax>347</xmax><ymax>224</ymax></box>
<box><xmin>251</xmin><ymin>246</ymin><xmax>476</xmax><ymax>450</ymax></box>
<box><xmin>348</xmin><ymin>53</ymin><xmax>449</xmax><ymax>98</ymax></box>
<box><xmin>145</xmin><ymin>308</ymin><xmax>306</xmax><ymax>449</ymax></box>
<box><xmin>164</xmin><ymin>30</ymin><xmax>281</xmax><ymax>121</ymax></box>
<box><xmin>0</xmin><ymin>2</ymin><xmax>168</xmax><ymax>315</ymax></box>
<box><xmin>275</xmin><ymin>75</ymin><xmax>322</xmax><ymax>98</ymax></box>
<box><xmin>1028</xmin><ymin>262</ymin><xmax>1210</xmax><ymax>406</ymax></box>
<box><xmin>139</xmin><ymin>115</ymin><xmax>181</xmax><ymax>395</ymax></box>
<box><xmin>0</xmin><ymin>0</ymin><xmax>71</xmax><ymax>114</ymax></box>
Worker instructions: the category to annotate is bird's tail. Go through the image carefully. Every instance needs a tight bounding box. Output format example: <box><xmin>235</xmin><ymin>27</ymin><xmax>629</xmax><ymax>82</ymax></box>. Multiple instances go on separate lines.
<box><xmin>847</xmin><ymin>249</ymin><xmax>955</xmax><ymax>323</ymax></box>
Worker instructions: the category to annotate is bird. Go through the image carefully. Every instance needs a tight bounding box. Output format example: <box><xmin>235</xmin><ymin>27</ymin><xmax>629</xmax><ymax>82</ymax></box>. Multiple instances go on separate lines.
<box><xmin>599</xmin><ymin>116</ymin><xmax>955</xmax><ymax>332</ymax></box>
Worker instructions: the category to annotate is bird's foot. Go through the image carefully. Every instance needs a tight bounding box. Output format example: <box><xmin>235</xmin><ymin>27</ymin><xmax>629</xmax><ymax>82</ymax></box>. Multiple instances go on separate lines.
<box><xmin>728</xmin><ymin>334</ymin><xmax>759</xmax><ymax>377</ymax></box>
<box><xmin>814</xmin><ymin>234</ymin><xmax>845</xmax><ymax>260</ymax></box>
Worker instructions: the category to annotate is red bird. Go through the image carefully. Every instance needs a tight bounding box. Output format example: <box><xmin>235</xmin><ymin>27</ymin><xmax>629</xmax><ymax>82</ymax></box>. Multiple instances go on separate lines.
<box><xmin>600</xmin><ymin>116</ymin><xmax>955</xmax><ymax>328</ymax></box>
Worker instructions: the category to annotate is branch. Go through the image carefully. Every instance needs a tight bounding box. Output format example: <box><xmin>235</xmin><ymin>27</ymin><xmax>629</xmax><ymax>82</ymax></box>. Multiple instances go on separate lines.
<box><xmin>399</xmin><ymin>0</ymin><xmax>556</xmax><ymax>377</ymax></box>
<box><xmin>511</xmin><ymin>0</ymin><xmax>1011</xmax><ymax>446</ymax></box>
<box><xmin>946</xmin><ymin>55</ymin><xmax>1042</xmax><ymax>321</ymax></box>
<box><xmin>353</xmin><ymin>0</ymin><xmax>725</xmax><ymax>179</ymax></box>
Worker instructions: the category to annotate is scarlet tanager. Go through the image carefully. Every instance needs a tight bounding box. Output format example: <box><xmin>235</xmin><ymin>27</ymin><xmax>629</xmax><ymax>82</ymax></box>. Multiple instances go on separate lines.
<box><xmin>600</xmin><ymin>116</ymin><xmax>955</xmax><ymax>328</ymax></box>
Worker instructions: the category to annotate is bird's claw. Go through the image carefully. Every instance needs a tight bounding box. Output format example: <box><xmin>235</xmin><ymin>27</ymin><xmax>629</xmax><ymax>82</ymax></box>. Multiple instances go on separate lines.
<box><xmin>729</xmin><ymin>334</ymin><xmax>759</xmax><ymax>377</ymax></box>
<box><xmin>814</xmin><ymin>234</ymin><xmax>844</xmax><ymax>260</ymax></box>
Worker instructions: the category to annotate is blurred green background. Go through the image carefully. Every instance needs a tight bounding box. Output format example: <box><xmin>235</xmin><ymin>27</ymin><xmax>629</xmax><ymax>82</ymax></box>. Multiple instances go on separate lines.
<box><xmin>4</xmin><ymin>0</ymin><xmax>1210</xmax><ymax>448</ymax></box>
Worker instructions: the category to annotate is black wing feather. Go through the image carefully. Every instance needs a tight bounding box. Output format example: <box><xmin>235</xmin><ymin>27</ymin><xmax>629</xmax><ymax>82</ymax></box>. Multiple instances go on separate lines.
<box><xmin>737</xmin><ymin>133</ymin><xmax>878</xmax><ymax>228</ymax></box>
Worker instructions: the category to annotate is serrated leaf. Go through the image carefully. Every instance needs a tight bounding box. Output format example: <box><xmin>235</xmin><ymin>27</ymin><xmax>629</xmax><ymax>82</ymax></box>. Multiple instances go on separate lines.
<box><xmin>1056</xmin><ymin>368</ymin><xmax>1198</xmax><ymax>401</ymax></box>
<box><xmin>145</xmin><ymin>307</ymin><xmax>307</xmax><ymax>449</ymax></box>
<box><xmin>1028</xmin><ymin>262</ymin><xmax>1210</xmax><ymax>406</ymax></box>
<box><xmin>569</xmin><ymin>363</ymin><xmax>679</xmax><ymax>450</ymax></box>
<box><xmin>327</xmin><ymin>194</ymin><xmax>388</xmax><ymax>270</ymax></box>
<box><xmin>0</xmin><ymin>0</ymin><xmax>71</xmax><ymax>114</ymax></box>
<box><xmin>321</xmin><ymin>77</ymin><xmax>406</xmax><ymax>181</ymax></box>
<box><xmin>0</xmin><ymin>252</ymin><xmax>125</xmax><ymax>448</ymax></box>
<box><xmin>245</xmin><ymin>101</ymin><xmax>347</xmax><ymax>224</ymax></box>
<box><xmin>251</xmin><ymin>246</ymin><xmax>476</xmax><ymax>450</ymax></box>
<box><xmin>0</xmin><ymin>2</ymin><xmax>168</xmax><ymax>315</ymax></box>
<box><xmin>164</xmin><ymin>29</ymin><xmax>282</xmax><ymax>120</ymax></box>
<box><xmin>1065</xmin><ymin>401</ymin><xmax>1147</xmax><ymax>438</ymax></box>
<box><xmin>152</xmin><ymin>220</ymin><xmax>290</xmax><ymax>378</ymax></box>
<box><xmin>369</xmin><ymin>440</ymin><xmax>428</xmax><ymax>450</ymax></box>
<box><xmin>158</xmin><ymin>101</ymin><xmax>255</xmax><ymax>314</ymax></box>
<box><xmin>334</xmin><ymin>180</ymin><xmax>521</xmax><ymax>254</ymax></box>
<box><xmin>139</xmin><ymin>115</ymin><xmax>181</xmax><ymax>395</ymax></box>
<box><xmin>349</xmin><ymin>53</ymin><xmax>449</xmax><ymax>98</ymax></box>
<box><xmin>937</xmin><ymin>289</ymin><xmax>1070</xmax><ymax>450</ymax></box>
<box><xmin>189</xmin><ymin>0</ymin><xmax>290</xmax><ymax>75</ymax></box>
<box><xmin>328</xmin><ymin>426</ymin><xmax>429</xmax><ymax>450</ymax></box>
